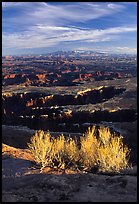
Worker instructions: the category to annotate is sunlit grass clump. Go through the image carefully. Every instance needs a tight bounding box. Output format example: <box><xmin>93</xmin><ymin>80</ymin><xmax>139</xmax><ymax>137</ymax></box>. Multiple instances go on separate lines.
<box><xmin>80</xmin><ymin>126</ymin><xmax>99</xmax><ymax>170</ymax></box>
<box><xmin>28</xmin><ymin>131</ymin><xmax>79</xmax><ymax>171</ymax></box>
<box><xmin>97</xmin><ymin>126</ymin><xmax>130</xmax><ymax>173</ymax></box>
<box><xmin>28</xmin><ymin>126</ymin><xmax>131</xmax><ymax>173</ymax></box>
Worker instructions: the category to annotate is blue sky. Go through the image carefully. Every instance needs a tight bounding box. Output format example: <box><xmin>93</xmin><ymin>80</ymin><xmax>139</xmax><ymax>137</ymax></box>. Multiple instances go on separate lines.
<box><xmin>2</xmin><ymin>2</ymin><xmax>137</xmax><ymax>55</ymax></box>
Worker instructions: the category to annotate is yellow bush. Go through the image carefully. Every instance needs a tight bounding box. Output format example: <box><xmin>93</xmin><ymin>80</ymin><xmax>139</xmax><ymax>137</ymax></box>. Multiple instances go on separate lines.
<box><xmin>65</xmin><ymin>137</ymin><xmax>79</xmax><ymax>168</ymax></box>
<box><xmin>51</xmin><ymin>134</ymin><xmax>65</xmax><ymax>169</ymax></box>
<box><xmin>28</xmin><ymin>132</ymin><xmax>80</xmax><ymax>171</ymax></box>
<box><xmin>98</xmin><ymin>126</ymin><xmax>111</xmax><ymax>145</ymax></box>
<box><xmin>28</xmin><ymin>126</ymin><xmax>131</xmax><ymax>173</ymax></box>
<box><xmin>97</xmin><ymin>127</ymin><xmax>130</xmax><ymax>173</ymax></box>
<box><xmin>27</xmin><ymin>130</ymin><xmax>53</xmax><ymax>170</ymax></box>
<box><xmin>80</xmin><ymin>126</ymin><xmax>99</xmax><ymax>170</ymax></box>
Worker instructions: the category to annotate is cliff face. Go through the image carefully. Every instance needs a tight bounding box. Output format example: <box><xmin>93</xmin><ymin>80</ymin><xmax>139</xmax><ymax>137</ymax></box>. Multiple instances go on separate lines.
<box><xmin>2</xmin><ymin>73</ymin><xmax>48</xmax><ymax>86</ymax></box>
<box><xmin>2</xmin><ymin>86</ymin><xmax>125</xmax><ymax>109</ymax></box>
<box><xmin>2</xmin><ymin>86</ymin><xmax>136</xmax><ymax>133</ymax></box>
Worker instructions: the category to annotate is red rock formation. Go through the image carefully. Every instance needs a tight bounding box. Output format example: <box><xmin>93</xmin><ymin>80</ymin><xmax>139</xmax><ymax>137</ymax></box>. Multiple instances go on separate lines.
<box><xmin>36</xmin><ymin>74</ymin><xmax>46</xmax><ymax>80</ymax></box>
<box><xmin>26</xmin><ymin>99</ymin><xmax>34</xmax><ymax>107</ymax></box>
<box><xmin>4</xmin><ymin>74</ymin><xmax>16</xmax><ymax>79</ymax></box>
<box><xmin>79</xmin><ymin>73</ymin><xmax>93</xmax><ymax>81</ymax></box>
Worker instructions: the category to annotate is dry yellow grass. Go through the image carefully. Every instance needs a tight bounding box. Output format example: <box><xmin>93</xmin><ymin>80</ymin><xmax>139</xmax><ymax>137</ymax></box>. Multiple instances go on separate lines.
<box><xmin>97</xmin><ymin>135</ymin><xmax>130</xmax><ymax>173</ymax></box>
<box><xmin>97</xmin><ymin>126</ymin><xmax>130</xmax><ymax>173</ymax></box>
<box><xmin>50</xmin><ymin>134</ymin><xmax>65</xmax><ymax>169</ymax></box>
<box><xmin>28</xmin><ymin>132</ymin><xmax>79</xmax><ymax>171</ymax></box>
<box><xmin>28</xmin><ymin>126</ymin><xmax>131</xmax><ymax>173</ymax></box>
<box><xmin>27</xmin><ymin>130</ymin><xmax>53</xmax><ymax>170</ymax></box>
<box><xmin>80</xmin><ymin>126</ymin><xmax>99</xmax><ymax>170</ymax></box>
<box><xmin>65</xmin><ymin>137</ymin><xmax>79</xmax><ymax>169</ymax></box>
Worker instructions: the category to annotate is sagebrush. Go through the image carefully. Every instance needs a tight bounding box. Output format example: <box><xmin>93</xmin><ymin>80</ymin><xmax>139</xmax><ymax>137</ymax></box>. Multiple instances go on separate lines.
<box><xmin>28</xmin><ymin>126</ymin><xmax>131</xmax><ymax>173</ymax></box>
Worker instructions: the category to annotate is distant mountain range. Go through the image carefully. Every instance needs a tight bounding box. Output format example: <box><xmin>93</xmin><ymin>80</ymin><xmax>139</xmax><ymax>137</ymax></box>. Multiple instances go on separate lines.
<box><xmin>2</xmin><ymin>50</ymin><xmax>137</xmax><ymax>58</ymax></box>
<box><xmin>43</xmin><ymin>51</ymin><xmax>136</xmax><ymax>59</ymax></box>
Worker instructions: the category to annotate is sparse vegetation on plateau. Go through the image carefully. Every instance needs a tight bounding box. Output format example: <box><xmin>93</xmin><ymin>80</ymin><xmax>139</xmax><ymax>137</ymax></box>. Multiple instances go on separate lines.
<box><xmin>28</xmin><ymin>126</ymin><xmax>131</xmax><ymax>173</ymax></box>
<box><xmin>96</xmin><ymin>126</ymin><xmax>130</xmax><ymax>173</ymax></box>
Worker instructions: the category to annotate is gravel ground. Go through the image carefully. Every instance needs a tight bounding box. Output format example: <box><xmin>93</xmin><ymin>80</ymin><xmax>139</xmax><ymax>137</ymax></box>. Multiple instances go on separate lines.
<box><xmin>2</xmin><ymin>150</ymin><xmax>137</xmax><ymax>202</ymax></box>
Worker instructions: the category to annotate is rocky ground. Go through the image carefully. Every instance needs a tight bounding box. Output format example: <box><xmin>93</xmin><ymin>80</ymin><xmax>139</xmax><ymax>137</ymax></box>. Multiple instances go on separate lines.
<box><xmin>2</xmin><ymin>143</ymin><xmax>137</xmax><ymax>202</ymax></box>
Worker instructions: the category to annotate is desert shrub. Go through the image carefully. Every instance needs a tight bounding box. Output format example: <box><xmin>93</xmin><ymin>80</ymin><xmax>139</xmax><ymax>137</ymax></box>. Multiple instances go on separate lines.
<box><xmin>96</xmin><ymin>126</ymin><xmax>130</xmax><ymax>173</ymax></box>
<box><xmin>80</xmin><ymin>126</ymin><xmax>99</xmax><ymax>170</ymax></box>
<box><xmin>28</xmin><ymin>126</ymin><xmax>131</xmax><ymax>173</ymax></box>
<box><xmin>28</xmin><ymin>132</ymin><xmax>66</xmax><ymax>170</ymax></box>
<box><xmin>28</xmin><ymin>131</ymin><xmax>80</xmax><ymax>171</ymax></box>
<box><xmin>98</xmin><ymin>126</ymin><xmax>111</xmax><ymax>145</ymax></box>
<box><xmin>27</xmin><ymin>130</ymin><xmax>53</xmax><ymax>170</ymax></box>
<box><xmin>50</xmin><ymin>134</ymin><xmax>65</xmax><ymax>169</ymax></box>
<box><xmin>65</xmin><ymin>137</ymin><xmax>79</xmax><ymax>168</ymax></box>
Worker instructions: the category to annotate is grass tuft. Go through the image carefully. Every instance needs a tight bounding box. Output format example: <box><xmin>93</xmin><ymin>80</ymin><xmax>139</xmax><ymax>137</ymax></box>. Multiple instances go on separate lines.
<box><xmin>28</xmin><ymin>126</ymin><xmax>131</xmax><ymax>173</ymax></box>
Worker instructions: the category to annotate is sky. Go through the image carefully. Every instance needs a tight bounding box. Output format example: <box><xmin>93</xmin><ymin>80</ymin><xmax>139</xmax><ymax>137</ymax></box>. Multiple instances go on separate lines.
<box><xmin>2</xmin><ymin>2</ymin><xmax>137</xmax><ymax>56</ymax></box>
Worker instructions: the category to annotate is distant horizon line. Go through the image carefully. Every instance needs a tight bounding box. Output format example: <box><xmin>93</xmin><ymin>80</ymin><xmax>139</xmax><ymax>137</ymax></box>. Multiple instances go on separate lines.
<box><xmin>2</xmin><ymin>50</ymin><xmax>137</xmax><ymax>57</ymax></box>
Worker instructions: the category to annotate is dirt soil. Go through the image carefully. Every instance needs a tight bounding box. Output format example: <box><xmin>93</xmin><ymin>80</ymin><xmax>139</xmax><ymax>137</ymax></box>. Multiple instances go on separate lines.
<box><xmin>2</xmin><ymin>144</ymin><xmax>137</xmax><ymax>202</ymax></box>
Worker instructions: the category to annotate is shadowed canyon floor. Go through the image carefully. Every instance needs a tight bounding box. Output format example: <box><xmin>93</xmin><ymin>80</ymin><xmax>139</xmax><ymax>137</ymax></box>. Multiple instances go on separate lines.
<box><xmin>2</xmin><ymin>78</ymin><xmax>137</xmax><ymax>132</ymax></box>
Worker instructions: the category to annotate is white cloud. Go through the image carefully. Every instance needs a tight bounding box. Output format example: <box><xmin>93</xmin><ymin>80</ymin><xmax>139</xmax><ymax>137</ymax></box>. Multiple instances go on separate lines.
<box><xmin>2</xmin><ymin>33</ymin><xmax>57</xmax><ymax>49</ymax></box>
<box><xmin>2</xmin><ymin>2</ymin><xmax>126</xmax><ymax>26</ymax></box>
<box><xmin>29</xmin><ymin>2</ymin><xmax>126</xmax><ymax>25</ymax></box>
<box><xmin>75</xmin><ymin>46</ymin><xmax>137</xmax><ymax>54</ymax></box>
<box><xmin>2</xmin><ymin>25</ymin><xmax>137</xmax><ymax>50</ymax></box>
<box><xmin>113</xmin><ymin>47</ymin><xmax>137</xmax><ymax>53</ymax></box>
<box><xmin>107</xmin><ymin>3</ymin><xmax>124</xmax><ymax>9</ymax></box>
<box><xmin>2</xmin><ymin>2</ymin><xmax>44</xmax><ymax>8</ymax></box>
<box><xmin>2</xmin><ymin>2</ymin><xmax>137</xmax><ymax>55</ymax></box>
<box><xmin>2</xmin><ymin>2</ymin><xmax>31</xmax><ymax>8</ymax></box>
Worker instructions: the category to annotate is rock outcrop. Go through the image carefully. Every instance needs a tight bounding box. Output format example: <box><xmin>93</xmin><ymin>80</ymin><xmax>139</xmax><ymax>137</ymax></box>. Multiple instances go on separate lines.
<box><xmin>2</xmin><ymin>143</ymin><xmax>137</xmax><ymax>202</ymax></box>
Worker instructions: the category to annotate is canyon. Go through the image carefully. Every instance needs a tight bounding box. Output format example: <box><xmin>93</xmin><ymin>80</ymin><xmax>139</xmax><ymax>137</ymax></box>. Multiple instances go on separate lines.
<box><xmin>2</xmin><ymin>77</ymin><xmax>137</xmax><ymax>165</ymax></box>
<box><xmin>3</xmin><ymin>85</ymin><xmax>136</xmax><ymax>132</ymax></box>
<box><xmin>2</xmin><ymin>56</ymin><xmax>137</xmax><ymax>202</ymax></box>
